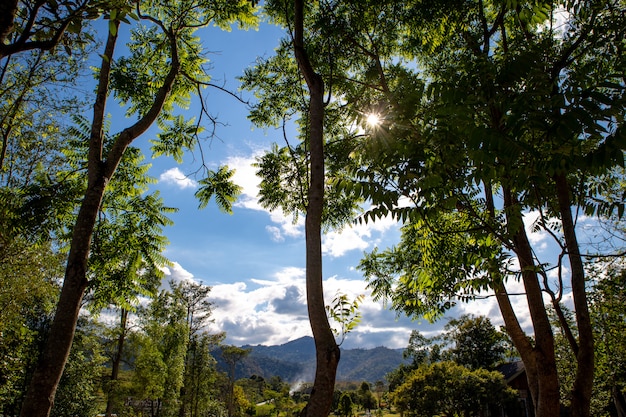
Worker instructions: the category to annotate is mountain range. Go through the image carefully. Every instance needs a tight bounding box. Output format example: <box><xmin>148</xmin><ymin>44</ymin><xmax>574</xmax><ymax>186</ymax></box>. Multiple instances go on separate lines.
<box><xmin>213</xmin><ymin>336</ymin><xmax>408</xmax><ymax>384</ymax></box>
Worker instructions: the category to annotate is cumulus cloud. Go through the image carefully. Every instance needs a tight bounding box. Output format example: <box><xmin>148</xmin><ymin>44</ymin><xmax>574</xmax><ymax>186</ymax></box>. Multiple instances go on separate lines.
<box><xmin>224</xmin><ymin>152</ymin><xmax>305</xmax><ymax>240</ymax></box>
<box><xmin>201</xmin><ymin>266</ymin><xmax>450</xmax><ymax>349</ymax></box>
<box><xmin>265</xmin><ymin>225</ymin><xmax>284</xmax><ymax>242</ymax></box>
<box><xmin>223</xmin><ymin>151</ymin><xmax>408</xmax><ymax>252</ymax></box>
<box><xmin>156</xmin><ymin>263</ymin><xmax>411</xmax><ymax>348</ymax></box>
<box><xmin>154</xmin><ymin>255</ymin><xmax>562</xmax><ymax>351</ymax></box>
<box><xmin>322</xmin><ymin>214</ymin><xmax>398</xmax><ymax>258</ymax></box>
<box><xmin>159</xmin><ymin>167</ymin><xmax>198</xmax><ymax>189</ymax></box>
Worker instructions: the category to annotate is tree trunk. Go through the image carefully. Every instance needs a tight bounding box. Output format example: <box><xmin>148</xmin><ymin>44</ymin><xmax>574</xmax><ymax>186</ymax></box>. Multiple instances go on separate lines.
<box><xmin>20</xmin><ymin>17</ymin><xmax>179</xmax><ymax>416</ymax></box>
<box><xmin>293</xmin><ymin>1</ymin><xmax>340</xmax><ymax>417</ymax></box>
<box><xmin>503</xmin><ymin>187</ymin><xmax>561</xmax><ymax>417</ymax></box>
<box><xmin>554</xmin><ymin>173</ymin><xmax>594</xmax><ymax>417</ymax></box>
<box><xmin>106</xmin><ymin>307</ymin><xmax>129</xmax><ymax>417</ymax></box>
<box><xmin>485</xmin><ymin>182</ymin><xmax>540</xmax><ymax>410</ymax></box>
<box><xmin>0</xmin><ymin>0</ymin><xmax>18</xmax><ymax>51</ymax></box>
<box><xmin>613</xmin><ymin>385</ymin><xmax>626</xmax><ymax>417</ymax></box>
<box><xmin>20</xmin><ymin>178</ymin><xmax>108</xmax><ymax>416</ymax></box>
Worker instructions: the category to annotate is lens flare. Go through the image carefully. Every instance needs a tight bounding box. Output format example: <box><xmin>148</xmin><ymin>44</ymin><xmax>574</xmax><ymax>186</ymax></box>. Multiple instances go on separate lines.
<box><xmin>366</xmin><ymin>113</ymin><xmax>381</xmax><ymax>127</ymax></box>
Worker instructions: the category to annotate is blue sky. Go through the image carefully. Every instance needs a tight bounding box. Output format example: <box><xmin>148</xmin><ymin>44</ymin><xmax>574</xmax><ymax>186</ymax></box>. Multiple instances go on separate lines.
<box><xmin>116</xmin><ymin>17</ymin><xmax>584</xmax><ymax>350</ymax></box>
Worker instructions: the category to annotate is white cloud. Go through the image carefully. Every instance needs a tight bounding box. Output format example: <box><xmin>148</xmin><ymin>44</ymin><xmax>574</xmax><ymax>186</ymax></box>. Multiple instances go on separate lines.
<box><xmin>323</xmin><ymin>226</ymin><xmax>370</xmax><ymax>258</ymax></box>
<box><xmin>159</xmin><ymin>167</ymin><xmax>198</xmax><ymax>189</ymax></box>
<box><xmin>226</xmin><ymin>153</ymin><xmax>264</xmax><ymax>211</ymax></box>
<box><xmin>265</xmin><ymin>225</ymin><xmax>284</xmax><ymax>242</ymax></box>
<box><xmin>222</xmin><ymin>150</ymin><xmax>407</xmax><ymax>254</ymax></box>
<box><xmin>322</xmin><ymin>214</ymin><xmax>399</xmax><ymax>258</ymax></box>
<box><xmin>224</xmin><ymin>152</ymin><xmax>305</xmax><ymax>240</ymax></box>
<box><xmin>157</xmin><ymin>262</ymin><xmax>414</xmax><ymax>348</ymax></box>
<box><xmin>524</xmin><ymin>210</ymin><xmax>551</xmax><ymax>248</ymax></box>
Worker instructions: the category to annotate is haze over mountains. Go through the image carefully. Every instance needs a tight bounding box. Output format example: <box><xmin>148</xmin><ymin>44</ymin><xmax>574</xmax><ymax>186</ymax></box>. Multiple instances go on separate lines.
<box><xmin>214</xmin><ymin>336</ymin><xmax>408</xmax><ymax>384</ymax></box>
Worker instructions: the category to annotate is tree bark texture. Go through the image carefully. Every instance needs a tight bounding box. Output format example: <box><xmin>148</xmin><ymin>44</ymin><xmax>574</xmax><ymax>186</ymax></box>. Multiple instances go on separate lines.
<box><xmin>485</xmin><ymin>183</ymin><xmax>541</xmax><ymax>411</ymax></box>
<box><xmin>554</xmin><ymin>173</ymin><xmax>594</xmax><ymax>417</ymax></box>
<box><xmin>503</xmin><ymin>187</ymin><xmax>561</xmax><ymax>417</ymax></box>
<box><xmin>293</xmin><ymin>1</ymin><xmax>340</xmax><ymax>417</ymax></box>
<box><xmin>20</xmin><ymin>18</ymin><xmax>179</xmax><ymax>417</ymax></box>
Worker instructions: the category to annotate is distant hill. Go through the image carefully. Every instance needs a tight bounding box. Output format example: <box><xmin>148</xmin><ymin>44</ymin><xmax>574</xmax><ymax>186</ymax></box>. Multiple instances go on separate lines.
<box><xmin>213</xmin><ymin>337</ymin><xmax>408</xmax><ymax>384</ymax></box>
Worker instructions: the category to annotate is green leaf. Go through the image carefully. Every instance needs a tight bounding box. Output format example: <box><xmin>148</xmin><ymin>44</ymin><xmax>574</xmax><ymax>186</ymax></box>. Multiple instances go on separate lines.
<box><xmin>108</xmin><ymin>20</ymin><xmax>117</xmax><ymax>36</ymax></box>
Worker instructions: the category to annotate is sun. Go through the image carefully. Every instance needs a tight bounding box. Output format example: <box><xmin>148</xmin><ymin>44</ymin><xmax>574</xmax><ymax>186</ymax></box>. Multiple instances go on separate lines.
<box><xmin>365</xmin><ymin>113</ymin><xmax>382</xmax><ymax>128</ymax></box>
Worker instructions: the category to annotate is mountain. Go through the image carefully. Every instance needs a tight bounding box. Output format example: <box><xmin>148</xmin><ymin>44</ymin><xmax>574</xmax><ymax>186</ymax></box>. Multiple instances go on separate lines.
<box><xmin>213</xmin><ymin>337</ymin><xmax>408</xmax><ymax>384</ymax></box>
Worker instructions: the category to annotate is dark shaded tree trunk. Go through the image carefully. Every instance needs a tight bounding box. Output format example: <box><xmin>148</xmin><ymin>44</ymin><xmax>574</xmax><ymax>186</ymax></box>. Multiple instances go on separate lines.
<box><xmin>106</xmin><ymin>308</ymin><xmax>129</xmax><ymax>417</ymax></box>
<box><xmin>503</xmin><ymin>187</ymin><xmax>561</xmax><ymax>417</ymax></box>
<box><xmin>613</xmin><ymin>385</ymin><xmax>626</xmax><ymax>417</ymax></box>
<box><xmin>20</xmin><ymin>18</ymin><xmax>179</xmax><ymax>416</ymax></box>
<box><xmin>20</xmin><ymin>166</ymin><xmax>109</xmax><ymax>417</ymax></box>
<box><xmin>0</xmin><ymin>0</ymin><xmax>18</xmax><ymax>50</ymax></box>
<box><xmin>485</xmin><ymin>182</ymin><xmax>540</xmax><ymax>411</ymax></box>
<box><xmin>554</xmin><ymin>173</ymin><xmax>594</xmax><ymax>417</ymax></box>
<box><xmin>293</xmin><ymin>1</ymin><xmax>340</xmax><ymax>416</ymax></box>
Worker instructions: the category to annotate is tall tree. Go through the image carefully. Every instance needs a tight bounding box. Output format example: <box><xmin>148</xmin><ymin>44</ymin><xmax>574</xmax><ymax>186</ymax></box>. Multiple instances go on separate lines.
<box><xmin>342</xmin><ymin>1</ymin><xmax>625</xmax><ymax>416</ymax></box>
<box><xmin>221</xmin><ymin>345</ymin><xmax>251</xmax><ymax>417</ymax></box>
<box><xmin>16</xmin><ymin>1</ymin><xmax>257</xmax><ymax>415</ymax></box>
<box><xmin>183</xmin><ymin>333</ymin><xmax>224</xmax><ymax>417</ymax></box>
<box><xmin>440</xmin><ymin>315</ymin><xmax>507</xmax><ymax>371</ymax></box>
<box><xmin>133</xmin><ymin>288</ymin><xmax>190</xmax><ymax>417</ymax></box>
<box><xmin>50</xmin><ymin>317</ymin><xmax>106</xmax><ymax>417</ymax></box>
<box><xmin>171</xmin><ymin>280</ymin><xmax>222</xmax><ymax>417</ymax></box>
<box><xmin>284</xmin><ymin>1</ymin><xmax>339</xmax><ymax>415</ymax></box>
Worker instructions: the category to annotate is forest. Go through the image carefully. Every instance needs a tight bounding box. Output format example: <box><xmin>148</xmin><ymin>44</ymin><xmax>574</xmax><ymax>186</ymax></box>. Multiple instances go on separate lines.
<box><xmin>1</xmin><ymin>0</ymin><xmax>625</xmax><ymax>417</ymax></box>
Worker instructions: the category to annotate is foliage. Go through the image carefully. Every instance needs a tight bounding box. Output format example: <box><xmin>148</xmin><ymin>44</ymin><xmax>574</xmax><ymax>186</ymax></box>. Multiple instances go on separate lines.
<box><xmin>222</xmin><ymin>345</ymin><xmax>252</xmax><ymax>417</ymax></box>
<box><xmin>326</xmin><ymin>292</ymin><xmax>365</xmax><ymax>345</ymax></box>
<box><xmin>357</xmin><ymin>382</ymin><xmax>377</xmax><ymax>411</ymax></box>
<box><xmin>0</xmin><ymin>240</ymin><xmax>62</xmax><ymax>414</ymax></box>
<box><xmin>439</xmin><ymin>315</ymin><xmax>507</xmax><ymax>370</ymax></box>
<box><xmin>390</xmin><ymin>361</ymin><xmax>517</xmax><ymax>417</ymax></box>
<box><xmin>50</xmin><ymin>317</ymin><xmax>107</xmax><ymax>417</ymax></box>
<box><xmin>6</xmin><ymin>0</ymin><xmax>259</xmax><ymax>413</ymax></box>
<box><xmin>401</xmin><ymin>315</ymin><xmax>508</xmax><ymax>372</ymax></box>
<box><xmin>327</xmin><ymin>1</ymin><xmax>626</xmax><ymax>415</ymax></box>
<box><xmin>133</xmin><ymin>288</ymin><xmax>189</xmax><ymax>416</ymax></box>
<box><xmin>195</xmin><ymin>165</ymin><xmax>243</xmax><ymax>214</ymax></box>
<box><xmin>0</xmin><ymin>0</ymin><xmax>102</xmax><ymax>59</ymax></box>
<box><xmin>175</xmin><ymin>280</ymin><xmax>224</xmax><ymax>417</ymax></box>
<box><xmin>336</xmin><ymin>393</ymin><xmax>355</xmax><ymax>417</ymax></box>
<box><xmin>587</xmin><ymin>264</ymin><xmax>626</xmax><ymax>416</ymax></box>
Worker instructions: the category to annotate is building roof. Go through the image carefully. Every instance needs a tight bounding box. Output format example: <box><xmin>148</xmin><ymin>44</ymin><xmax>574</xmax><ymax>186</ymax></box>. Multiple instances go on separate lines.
<box><xmin>497</xmin><ymin>361</ymin><xmax>526</xmax><ymax>383</ymax></box>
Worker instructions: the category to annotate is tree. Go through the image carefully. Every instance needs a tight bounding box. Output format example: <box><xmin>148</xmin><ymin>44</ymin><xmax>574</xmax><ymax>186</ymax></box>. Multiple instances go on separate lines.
<box><xmin>357</xmin><ymin>382</ymin><xmax>376</xmax><ymax>412</ymax></box>
<box><xmin>96</xmin><ymin>266</ymin><xmax>164</xmax><ymax>417</ymax></box>
<box><xmin>440</xmin><ymin>315</ymin><xmax>507</xmax><ymax>370</ymax></box>
<box><xmin>133</xmin><ymin>288</ymin><xmax>190</xmax><ymax>417</ymax></box>
<box><xmin>183</xmin><ymin>333</ymin><xmax>224</xmax><ymax>417</ymax></box>
<box><xmin>390</xmin><ymin>361</ymin><xmax>517</xmax><ymax>417</ymax></box>
<box><xmin>14</xmin><ymin>1</ymin><xmax>256</xmax><ymax>415</ymax></box>
<box><xmin>0</xmin><ymin>0</ymin><xmax>100</xmax><ymax>60</ymax></box>
<box><xmin>373</xmin><ymin>381</ymin><xmax>385</xmax><ymax>409</ymax></box>
<box><xmin>342</xmin><ymin>1</ymin><xmax>625</xmax><ymax>416</ymax></box>
<box><xmin>172</xmin><ymin>280</ymin><xmax>223</xmax><ymax>417</ymax></box>
<box><xmin>403</xmin><ymin>331</ymin><xmax>441</xmax><ymax>368</ymax></box>
<box><xmin>222</xmin><ymin>345</ymin><xmax>251</xmax><ymax>417</ymax></box>
<box><xmin>246</xmin><ymin>1</ymin><xmax>356</xmax><ymax>415</ymax></box>
<box><xmin>244</xmin><ymin>0</ymin><xmax>378</xmax><ymax>413</ymax></box>
<box><xmin>336</xmin><ymin>393</ymin><xmax>354</xmax><ymax>417</ymax></box>
<box><xmin>0</xmin><ymin>241</ymin><xmax>62</xmax><ymax>415</ymax></box>
<box><xmin>292</xmin><ymin>1</ymin><xmax>340</xmax><ymax>414</ymax></box>
<box><xmin>50</xmin><ymin>317</ymin><xmax>106</xmax><ymax>417</ymax></box>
